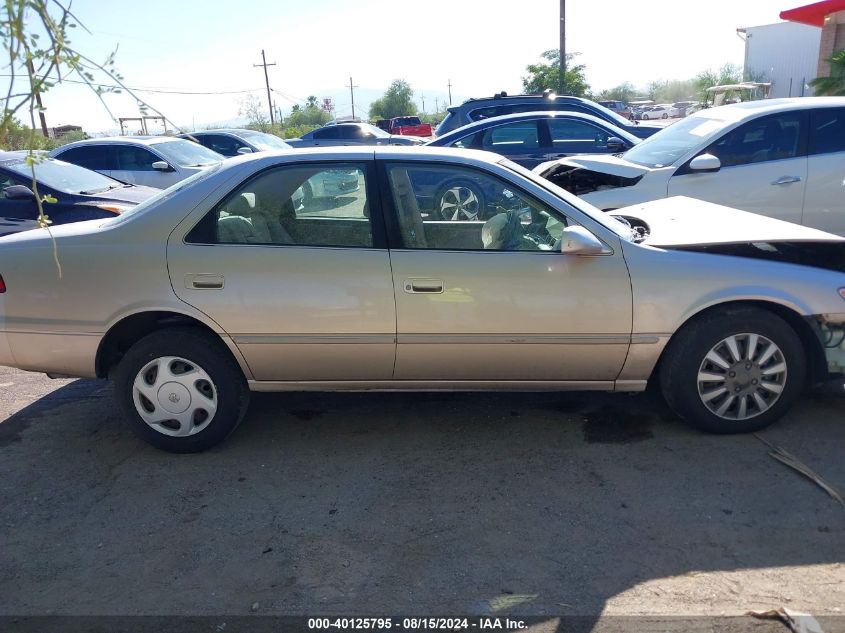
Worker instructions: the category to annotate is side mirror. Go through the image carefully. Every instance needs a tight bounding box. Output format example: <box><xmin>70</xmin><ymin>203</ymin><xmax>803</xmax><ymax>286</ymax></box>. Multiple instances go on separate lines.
<box><xmin>151</xmin><ymin>161</ymin><xmax>173</xmax><ymax>172</ymax></box>
<box><xmin>606</xmin><ymin>136</ymin><xmax>626</xmax><ymax>152</ymax></box>
<box><xmin>4</xmin><ymin>184</ymin><xmax>36</xmax><ymax>201</ymax></box>
<box><xmin>560</xmin><ymin>225</ymin><xmax>610</xmax><ymax>256</ymax></box>
<box><xmin>236</xmin><ymin>146</ymin><xmax>253</xmax><ymax>155</ymax></box>
<box><xmin>689</xmin><ymin>153</ymin><xmax>721</xmax><ymax>173</ymax></box>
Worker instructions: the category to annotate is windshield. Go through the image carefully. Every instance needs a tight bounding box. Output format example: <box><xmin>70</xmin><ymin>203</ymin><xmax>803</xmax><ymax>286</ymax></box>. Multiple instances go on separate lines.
<box><xmin>622</xmin><ymin>115</ymin><xmax>728</xmax><ymax>168</ymax></box>
<box><xmin>498</xmin><ymin>158</ymin><xmax>633</xmax><ymax>241</ymax></box>
<box><xmin>239</xmin><ymin>131</ymin><xmax>291</xmax><ymax>151</ymax></box>
<box><xmin>152</xmin><ymin>139</ymin><xmax>223</xmax><ymax>167</ymax></box>
<box><xmin>104</xmin><ymin>162</ymin><xmax>223</xmax><ymax>226</ymax></box>
<box><xmin>4</xmin><ymin>157</ymin><xmax>121</xmax><ymax>194</ymax></box>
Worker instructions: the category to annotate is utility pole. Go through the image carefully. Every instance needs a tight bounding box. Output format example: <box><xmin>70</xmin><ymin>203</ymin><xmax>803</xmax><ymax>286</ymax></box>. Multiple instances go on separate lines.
<box><xmin>559</xmin><ymin>0</ymin><xmax>566</xmax><ymax>94</ymax></box>
<box><xmin>348</xmin><ymin>76</ymin><xmax>358</xmax><ymax>119</ymax></box>
<box><xmin>25</xmin><ymin>59</ymin><xmax>49</xmax><ymax>137</ymax></box>
<box><xmin>254</xmin><ymin>50</ymin><xmax>276</xmax><ymax>125</ymax></box>
<box><xmin>435</xmin><ymin>97</ymin><xmax>439</xmax><ymax>112</ymax></box>
<box><xmin>447</xmin><ymin>79</ymin><xmax>452</xmax><ymax>105</ymax></box>
<box><xmin>420</xmin><ymin>92</ymin><xmax>425</xmax><ymax>113</ymax></box>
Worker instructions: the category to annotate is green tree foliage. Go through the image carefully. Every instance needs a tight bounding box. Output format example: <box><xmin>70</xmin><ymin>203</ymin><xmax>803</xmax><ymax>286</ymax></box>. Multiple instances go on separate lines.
<box><xmin>695</xmin><ymin>63</ymin><xmax>743</xmax><ymax>100</ymax></box>
<box><xmin>238</xmin><ymin>94</ymin><xmax>270</xmax><ymax>132</ymax></box>
<box><xmin>811</xmin><ymin>49</ymin><xmax>845</xmax><ymax>96</ymax></box>
<box><xmin>369</xmin><ymin>80</ymin><xmax>418</xmax><ymax>119</ymax></box>
<box><xmin>285</xmin><ymin>99</ymin><xmax>330</xmax><ymax>127</ymax></box>
<box><xmin>521</xmin><ymin>50</ymin><xmax>589</xmax><ymax>97</ymax></box>
<box><xmin>596</xmin><ymin>82</ymin><xmax>637</xmax><ymax>103</ymax></box>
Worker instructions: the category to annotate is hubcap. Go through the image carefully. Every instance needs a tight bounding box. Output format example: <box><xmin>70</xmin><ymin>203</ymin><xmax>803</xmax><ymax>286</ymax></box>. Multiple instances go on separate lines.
<box><xmin>697</xmin><ymin>333</ymin><xmax>787</xmax><ymax>421</ymax></box>
<box><xmin>132</xmin><ymin>356</ymin><xmax>218</xmax><ymax>437</ymax></box>
<box><xmin>439</xmin><ymin>186</ymin><xmax>480</xmax><ymax>221</ymax></box>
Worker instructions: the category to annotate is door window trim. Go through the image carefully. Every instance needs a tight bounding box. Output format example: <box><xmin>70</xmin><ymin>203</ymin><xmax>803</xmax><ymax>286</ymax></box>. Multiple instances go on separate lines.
<box><xmin>183</xmin><ymin>159</ymin><xmax>389</xmax><ymax>250</ymax></box>
<box><xmin>376</xmin><ymin>159</ymin><xmax>581</xmax><ymax>253</ymax></box>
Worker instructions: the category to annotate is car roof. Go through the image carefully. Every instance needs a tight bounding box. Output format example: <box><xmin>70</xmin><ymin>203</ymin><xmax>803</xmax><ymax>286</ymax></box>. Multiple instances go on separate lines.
<box><xmin>432</xmin><ymin>110</ymin><xmax>635</xmax><ymax>143</ymax></box>
<box><xmin>180</xmin><ymin>128</ymin><xmax>261</xmax><ymax>137</ymax></box>
<box><xmin>694</xmin><ymin>97</ymin><xmax>845</xmax><ymax>122</ymax></box>
<box><xmin>56</xmin><ymin>135</ymin><xmax>185</xmax><ymax>149</ymax></box>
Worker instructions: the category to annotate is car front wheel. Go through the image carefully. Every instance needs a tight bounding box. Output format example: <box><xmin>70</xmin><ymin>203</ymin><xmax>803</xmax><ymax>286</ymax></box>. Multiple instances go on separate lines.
<box><xmin>660</xmin><ymin>308</ymin><xmax>806</xmax><ymax>434</ymax></box>
<box><xmin>114</xmin><ymin>328</ymin><xmax>250</xmax><ymax>452</ymax></box>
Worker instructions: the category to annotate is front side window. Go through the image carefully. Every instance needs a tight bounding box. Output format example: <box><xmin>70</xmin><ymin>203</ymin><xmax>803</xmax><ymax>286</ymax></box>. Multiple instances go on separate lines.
<box><xmin>706</xmin><ymin>113</ymin><xmax>803</xmax><ymax>167</ymax></box>
<box><xmin>115</xmin><ymin>145</ymin><xmax>158</xmax><ymax>171</ymax></box>
<box><xmin>480</xmin><ymin>121</ymin><xmax>540</xmax><ymax>151</ymax></box>
<box><xmin>809</xmin><ymin>108</ymin><xmax>845</xmax><ymax>155</ymax></box>
<box><xmin>187</xmin><ymin>162</ymin><xmax>372</xmax><ymax>248</ymax></box>
<box><xmin>547</xmin><ymin>119</ymin><xmax>610</xmax><ymax>153</ymax></box>
<box><xmin>386</xmin><ymin>163</ymin><xmax>568</xmax><ymax>252</ymax></box>
<box><xmin>194</xmin><ymin>134</ymin><xmax>242</xmax><ymax>157</ymax></box>
<box><xmin>152</xmin><ymin>140</ymin><xmax>222</xmax><ymax>167</ymax></box>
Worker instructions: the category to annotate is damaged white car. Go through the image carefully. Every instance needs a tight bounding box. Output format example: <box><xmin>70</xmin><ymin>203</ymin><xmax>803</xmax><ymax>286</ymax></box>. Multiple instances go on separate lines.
<box><xmin>1</xmin><ymin>146</ymin><xmax>845</xmax><ymax>452</ymax></box>
<box><xmin>536</xmin><ymin>97</ymin><xmax>845</xmax><ymax>236</ymax></box>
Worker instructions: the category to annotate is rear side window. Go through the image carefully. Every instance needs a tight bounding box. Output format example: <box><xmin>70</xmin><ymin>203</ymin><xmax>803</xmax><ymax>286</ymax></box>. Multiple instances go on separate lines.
<box><xmin>469</xmin><ymin>106</ymin><xmax>509</xmax><ymax>121</ymax></box>
<box><xmin>55</xmin><ymin>145</ymin><xmax>116</xmax><ymax>171</ymax></box>
<box><xmin>186</xmin><ymin>163</ymin><xmax>372</xmax><ymax>248</ymax></box>
<box><xmin>312</xmin><ymin>127</ymin><xmax>342</xmax><ymax>140</ymax></box>
<box><xmin>809</xmin><ymin>108</ymin><xmax>845</xmax><ymax>155</ymax></box>
<box><xmin>480</xmin><ymin>121</ymin><xmax>540</xmax><ymax>151</ymax></box>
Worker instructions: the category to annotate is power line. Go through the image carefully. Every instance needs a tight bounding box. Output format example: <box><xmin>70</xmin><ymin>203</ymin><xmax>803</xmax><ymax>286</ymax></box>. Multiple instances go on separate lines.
<box><xmin>0</xmin><ymin>74</ymin><xmax>261</xmax><ymax>95</ymax></box>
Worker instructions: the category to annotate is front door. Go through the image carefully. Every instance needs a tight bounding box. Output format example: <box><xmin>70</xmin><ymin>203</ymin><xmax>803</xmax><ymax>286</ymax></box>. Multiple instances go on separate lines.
<box><xmin>382</xmin><ymin>161</ymin><xmax>633</xmax><ymax>382</ymax></box>
<box><xmin>167</xmin><ymin>160</ymin><xmax>396</xmax><ymax>381</ymax></box>
<box><xmin>667</xmin><ymin>111</ymin><xmax>808</xmax><ymax>224</ymax></box>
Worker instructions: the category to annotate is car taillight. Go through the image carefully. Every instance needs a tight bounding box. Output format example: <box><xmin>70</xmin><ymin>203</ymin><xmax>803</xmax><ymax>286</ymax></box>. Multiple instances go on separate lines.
<box><xmin>0</xmin><ymin>275</ymin><xmax>5</xmax><ymax>293</ymax></box>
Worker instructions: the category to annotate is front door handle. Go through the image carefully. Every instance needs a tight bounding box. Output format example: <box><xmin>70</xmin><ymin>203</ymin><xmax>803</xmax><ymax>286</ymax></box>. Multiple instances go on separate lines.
<box><xmin>185</xmin><ymin>274</ymin><xmax>224</xmax><ymax>289</ymax></box>
<box><xmin>771</xmin><ymin>175</ymin><xmax>801</xmax><ymax>185</ymax></box>
<box><xmin>403</xmin><ymin>278</ymin><xmax>444</xmax><ymax>294</ymax></box>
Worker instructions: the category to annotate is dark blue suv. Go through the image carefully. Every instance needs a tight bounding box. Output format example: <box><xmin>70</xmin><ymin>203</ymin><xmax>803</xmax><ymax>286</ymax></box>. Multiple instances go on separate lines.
<box><xmin>435</xmin><ymin>92</ymin><xmax>661</xmax><ymax>139</ymax></box>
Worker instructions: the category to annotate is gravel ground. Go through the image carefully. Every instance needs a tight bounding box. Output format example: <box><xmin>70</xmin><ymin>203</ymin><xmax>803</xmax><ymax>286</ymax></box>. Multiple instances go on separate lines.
<box><xmin>0</xmin><ymin>365</ymin><xmax>843</xmax><ymax>630</ymax></box>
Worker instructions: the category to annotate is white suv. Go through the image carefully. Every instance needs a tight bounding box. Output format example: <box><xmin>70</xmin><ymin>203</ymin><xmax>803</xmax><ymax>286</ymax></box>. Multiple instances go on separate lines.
<box><xmin>51</xmin><ymin>137</ymin><xmax>223</xmax><ymax>189</ymax></box>
<box><xmin>536</xmin><ymin>97</ymin><xmax>845</xmax><ymax>236</ymax></box>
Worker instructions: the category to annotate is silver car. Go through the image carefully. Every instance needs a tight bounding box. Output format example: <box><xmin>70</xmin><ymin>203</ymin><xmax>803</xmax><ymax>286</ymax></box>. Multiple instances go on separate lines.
<box><xmin>1</xmin><ymin>146</ymin><xmax>844</xmax><ymax>453</ymax></box>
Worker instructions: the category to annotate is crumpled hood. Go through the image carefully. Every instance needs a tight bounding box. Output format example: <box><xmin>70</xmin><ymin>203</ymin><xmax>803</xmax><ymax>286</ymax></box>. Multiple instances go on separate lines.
<box><xmin>612</xmin><ymin>196</ymin><xmax>844</xmax><ymax>246</ymax></box>
<box><xmin>535</xmin><ymin>153</ymin><xmax>652</xmax><ymax>179</ymax></box>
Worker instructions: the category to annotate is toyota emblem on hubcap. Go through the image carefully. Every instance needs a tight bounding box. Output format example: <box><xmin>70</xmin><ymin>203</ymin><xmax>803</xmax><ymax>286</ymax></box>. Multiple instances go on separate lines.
<box><xmin>168</xmin><ymin>393</ymin><xmax>180</xmax><ymax>403</ymax></box>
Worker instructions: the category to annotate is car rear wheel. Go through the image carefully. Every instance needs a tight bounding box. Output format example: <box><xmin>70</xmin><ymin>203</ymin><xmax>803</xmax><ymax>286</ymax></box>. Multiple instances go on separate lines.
<box><xmin>662</xmin><ymin>113</ymin><xmax>669</xmax><ymax>119</ymax></box>
<box><xmin>436</xmin><ymin>180</ymin><xmax>486</xmax><ymax>221</ymax></box>
<box><xmin>660</xmin><ymin>308</ymin><xmax>806</xmax><ymax>434</ymax></box>
<box><xmin>114</xmin><ymin>328</ymin><xmax>249</xmax><ymax>453</ymax></box>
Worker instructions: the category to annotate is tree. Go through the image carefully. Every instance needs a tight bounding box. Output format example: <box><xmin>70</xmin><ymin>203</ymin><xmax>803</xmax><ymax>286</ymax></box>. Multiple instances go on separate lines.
<box><xmin>306</xmin><ymin>95</ymin><xmax>318</xmax><ymax>109</ymax></box>
<box><xmin>596</xmin><ymin>82</ymin><xmax>637</xmax><ymax>103</ymax></box>
<box><xmin>521</xmin><ymin>50</ymin><xmax>589</xmax><ymax>97</ymax></box>
<box><xmin>811</xmin><ymin>49</ymin><xmax>845</xmax><ymax>96</ymax></box>
<box><xmin>369</xmin><ymin>80</ymin><xmax>417</xmax><ymax>119</ymax></box>
<box><xmin>238</xmin><ymin>94</ymin><xmax>270</xmax><ymax>132</ymax></box>
<box><xmin>695</xmin><ymin>63</ymin><xmax>742</xmax><ymax>100</ymax></box>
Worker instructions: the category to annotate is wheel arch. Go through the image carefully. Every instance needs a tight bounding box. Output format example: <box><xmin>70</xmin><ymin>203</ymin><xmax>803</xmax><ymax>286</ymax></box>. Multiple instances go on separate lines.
<box><xmin>96</xmin><ymin>310</ymin><xmax>251</xmax><ymax>380</ymax></box>
<box><xmin>651</xmin><ymin>299</ymin><xmax>827</xmax><ymax>386</ymax></box>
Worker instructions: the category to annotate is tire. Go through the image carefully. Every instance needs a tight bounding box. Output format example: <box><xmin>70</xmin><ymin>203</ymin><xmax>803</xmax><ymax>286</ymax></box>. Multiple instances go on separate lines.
<box><xmin>642</xmin><ymin>113</ymin><xmax>650</xmax><ymax>120</ymax></box>
<box><xmin>662</xmin><ymin>113</ymin><xmax>669</xmax><ymax>119</ymax></box>
<box><xmin>659</xmin><ymin>308</ymin><xmax>806</xmax><ymax>434</ymax></box>
<box><xmin>435</xmin><ymin>180</ymin><xmax>486</xmax><ymax>221</ymax></box>
<box><xmin>113</xmin><ymin>327</ymin><xmax>250</xmax><ymax>453</ymax></box>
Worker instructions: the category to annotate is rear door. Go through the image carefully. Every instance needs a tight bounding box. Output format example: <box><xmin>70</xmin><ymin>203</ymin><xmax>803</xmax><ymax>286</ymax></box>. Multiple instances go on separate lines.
<box><xmin>802</xmin><ymin>107</ymin><xmax>845</xmax><ymax>235</ymax></box>
<box><xmin>167</xmin><ymin>158</ymin><xmax>396</xmax><ymax>382</ymax></box>
<box><xmin>667</xmin><ymin>111</ymin><xmax>807</xmax><ymax>224</ymax></box>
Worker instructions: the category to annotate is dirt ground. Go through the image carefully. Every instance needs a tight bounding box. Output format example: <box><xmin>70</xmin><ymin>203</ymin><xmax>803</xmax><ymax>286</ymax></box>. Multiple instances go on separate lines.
<box><xmin>0</xmin><ymin>365</ymin><xmax>843</xmax><ymax>631</ymax></box>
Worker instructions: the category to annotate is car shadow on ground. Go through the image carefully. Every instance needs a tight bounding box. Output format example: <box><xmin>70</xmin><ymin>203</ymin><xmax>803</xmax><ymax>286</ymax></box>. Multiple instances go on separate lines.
<box><xmin>1</xmin><ymin>380</ymin><xmax>843</xmax><ymax>632</ymax></box>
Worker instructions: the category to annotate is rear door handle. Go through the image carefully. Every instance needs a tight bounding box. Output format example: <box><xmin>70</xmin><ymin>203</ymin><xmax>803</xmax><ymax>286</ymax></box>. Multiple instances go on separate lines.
<box><xmin>185</xmin><ymin>274</ymin><xmax>224</xmax><ymax>289</ymax></box>
<box><xmin>771</xmin><ymin>176</ymin><xmax>801</xmax><ymax>185</ymax></box>
<box><xmin>403</xmin><ymin>278</ymin><xmax>444</xmax><ymax>294</ymax></box>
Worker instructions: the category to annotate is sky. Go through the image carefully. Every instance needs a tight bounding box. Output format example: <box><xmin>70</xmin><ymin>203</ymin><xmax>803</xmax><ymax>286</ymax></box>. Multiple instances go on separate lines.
<box><xmin>15</xmin><ymin>0</ymin><xmax>801</xmax><ymax>134</ymax></box>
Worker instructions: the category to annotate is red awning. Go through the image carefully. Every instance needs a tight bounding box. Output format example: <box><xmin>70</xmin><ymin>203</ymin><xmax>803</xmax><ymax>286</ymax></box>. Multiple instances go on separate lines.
<box><xmin>780</xmin><ymin>0</ymin><xmax>845</xmax><ymax>26</ymax></box>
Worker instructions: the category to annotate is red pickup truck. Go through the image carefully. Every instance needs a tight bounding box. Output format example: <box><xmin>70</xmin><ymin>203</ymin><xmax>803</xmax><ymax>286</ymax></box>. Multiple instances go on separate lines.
<box><xmin>376</xmin><ymin>116</ymin><xmax>433</xmax><ymax>137</ymax></box>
